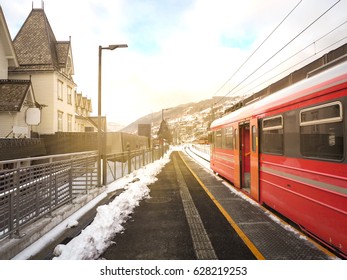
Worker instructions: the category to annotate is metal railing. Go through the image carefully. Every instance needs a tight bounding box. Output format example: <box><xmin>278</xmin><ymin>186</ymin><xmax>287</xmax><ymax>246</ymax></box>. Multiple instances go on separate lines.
<box><xmin>191</xmin><ymin>144</ymin><xmax>210</xmax><ymax>157</ymax></box>
<box><xmin>105</xmin><ymin>146</ymin><xmax>169</xmax><ymax>184</ymax></box>
<box><xmin>0</xmin><ymin>151</ymin><xmax>98</xmax><ymax>239</ymax></box>
<box><xmin>0</xmin><ymin>146</ymin><xmax>169</xmax><ymax>240</ymax></box>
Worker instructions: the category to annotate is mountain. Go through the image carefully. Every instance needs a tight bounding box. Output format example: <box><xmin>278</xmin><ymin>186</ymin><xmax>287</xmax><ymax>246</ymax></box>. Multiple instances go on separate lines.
<box><xmin>119</xmin><ymin>96</ymin><xmax>238</xmax><ymax>143</ymax></box>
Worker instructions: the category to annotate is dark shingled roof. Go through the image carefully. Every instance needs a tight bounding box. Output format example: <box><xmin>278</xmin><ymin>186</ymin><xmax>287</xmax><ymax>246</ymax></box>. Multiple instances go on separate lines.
<box><xmin>12</xmin><ymin>9</ymin><xmax>70</xmax><ymax>72</ymax></box>
<box><xmin>0</xmin><ymin>80</ymin><xmax>32</xmax><ymax>112</ymax></box>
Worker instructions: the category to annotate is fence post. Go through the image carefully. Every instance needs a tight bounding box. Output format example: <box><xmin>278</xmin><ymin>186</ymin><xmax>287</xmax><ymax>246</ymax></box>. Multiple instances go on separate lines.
<box><xmin>69</xmin><ymin>160</ymin><xmax>73</xmax><ymax>200</ymax></box>
<box><xmin>127</xmin><ymin>151</ymin><xmax>131</xmax><ymax>174</ymax></box>
<box><xmin>9</xmin><ymin>191</ymin><xmax>14</xmax><ymax>238</ymax></box>
<box><xmin>12</xmin><ymin>169</ymin><xmax>20</xmax><ymax>238</ymax></box>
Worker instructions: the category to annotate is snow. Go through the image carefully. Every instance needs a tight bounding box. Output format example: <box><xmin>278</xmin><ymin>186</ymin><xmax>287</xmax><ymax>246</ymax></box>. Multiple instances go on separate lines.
<box><xmin>184</xmin><ymin>144</ymin><xmax>210</xmax><ymax>170</ymax></box>
<box><xmin>52</xmin><ymin>149</ymin><xmax>172</xmax><ymax>260</ymax></box>
<box><xmin>13</xmin><ymin>148</ymin><xmax>173</xmax><ymax>260</ymax></box>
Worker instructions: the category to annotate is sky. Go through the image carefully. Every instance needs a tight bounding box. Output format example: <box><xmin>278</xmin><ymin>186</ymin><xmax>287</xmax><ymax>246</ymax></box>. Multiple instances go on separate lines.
<box><xmin>2</xmin><ymin>0</ymin><xmax>347</xmax><ymax>126</ymax></box>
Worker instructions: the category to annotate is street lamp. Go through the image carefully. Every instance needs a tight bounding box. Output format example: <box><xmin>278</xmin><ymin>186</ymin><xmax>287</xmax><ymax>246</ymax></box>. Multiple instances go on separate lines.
<box><xmin>97</xmin><ymin>44</ymin><xmax>128</xmax><ymax>187</ymax></box>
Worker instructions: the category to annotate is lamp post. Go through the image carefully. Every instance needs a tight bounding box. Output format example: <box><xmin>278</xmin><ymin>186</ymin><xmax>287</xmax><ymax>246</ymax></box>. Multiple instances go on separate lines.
<box><xmin>97</xmin><ymin>44</ymin><xmax>128</xmax><ymax>187</ymax></box>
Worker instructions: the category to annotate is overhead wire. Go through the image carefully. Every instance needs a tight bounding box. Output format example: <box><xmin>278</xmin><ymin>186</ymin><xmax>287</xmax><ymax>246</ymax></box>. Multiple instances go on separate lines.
<box><xmin>213</xmin><ymin>0</ymin><xmax>303</xmax><ymax>102</ymax></box>
<box><xmin>214</xmin><ymin>0</ymin><xmax>304</xmax><ymax>98</ymax></box>
<box><xmin>214</xmin><ymin>0</ymin><xmax>342</xmax><ymax>105</ymax></box>
<box><xmin>232</xmin><ymin>19</ymin><xmax>347</xmax><ymax>98</ymax></box>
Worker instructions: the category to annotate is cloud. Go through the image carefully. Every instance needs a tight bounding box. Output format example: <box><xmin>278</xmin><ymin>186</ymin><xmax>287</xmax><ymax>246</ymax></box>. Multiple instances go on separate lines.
<box><xmin>3</xmin><ymin>0</ymin><xmax>347</xmax><ymax>125</ymax></box>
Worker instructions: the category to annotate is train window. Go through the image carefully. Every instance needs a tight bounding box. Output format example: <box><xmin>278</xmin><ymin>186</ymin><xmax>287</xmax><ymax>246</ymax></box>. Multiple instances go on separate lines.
<box><xmin>225</xmin><ymin>127</ymin><xmax>233</xmax><ymax>149</ymax></box>
<box><xmin>300</xmin><ymin>102</ymin><xmax>343</xmax><ymax>160</ymax></box>
<box><xmin>215</xmin><ymin>130</ymin><xmax>222</xmax><ymax>148</ymax></box>
<box><xmin>261</xmin><ymin>115</ymin><xmax>283</xmax><ymax>155</ymax></box>
<box><xmin>252</xmin><ymin>126</ymin><xmax>257</xmax><ymax>152</ymax></box>
<box><xmin>300</xmin><ymin>101</ymin><xmax>342</xmax><ymax>125</ymax></box>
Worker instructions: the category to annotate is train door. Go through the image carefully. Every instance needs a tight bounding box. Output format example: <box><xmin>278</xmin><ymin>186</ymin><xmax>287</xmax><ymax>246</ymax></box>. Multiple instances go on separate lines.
<box><xmin>239</xmin><ymin>122</ymin><xmax>251</xmax><ymax>193</ymax></box>
<box><xmin>250</xmin><ymin>118</ymin><xmax>259</xmax><ymax>201</ymax></box>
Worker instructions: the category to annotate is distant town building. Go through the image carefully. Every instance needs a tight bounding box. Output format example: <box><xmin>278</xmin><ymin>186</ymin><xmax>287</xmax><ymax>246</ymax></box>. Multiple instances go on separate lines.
<box><xmin>138</xmin><ymin>124</ymin><xmax>151</xmax><ymax>138</ymax></box>
<box><xmin>75</xmin><ymin>91</ymin><xmax>94</xmax><ymax>132</ymax></box>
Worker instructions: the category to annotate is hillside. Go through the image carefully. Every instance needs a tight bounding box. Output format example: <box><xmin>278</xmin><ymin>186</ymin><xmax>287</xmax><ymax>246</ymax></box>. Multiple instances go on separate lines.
<box><xmin>119</xmin><ymin>96</ymin><xmax>237</xmax><ymax>143</ymax></box>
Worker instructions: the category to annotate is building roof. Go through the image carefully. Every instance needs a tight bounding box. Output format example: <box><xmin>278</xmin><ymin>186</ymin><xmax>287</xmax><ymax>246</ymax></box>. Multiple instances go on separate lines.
<box><xmin>11</xmin><ymin>8</ymin><xmax>72</xmax><ymax>73</ymax></box>
<box><xmin>0</xmin><ymin>79</ymin><xmax>35</xmax><ymax>111</ymax></box>
<box><xmin>75</xmin><ymin>92</ymin><xmax>93</xmax><ymax>113</ymax></box>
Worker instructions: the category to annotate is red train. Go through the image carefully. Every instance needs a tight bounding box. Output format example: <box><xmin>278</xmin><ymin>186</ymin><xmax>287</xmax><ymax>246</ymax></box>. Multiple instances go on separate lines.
<box><xmin>210</xmin><ymin>60</ymin><xmax>347</xmax><ymax>258</ymax></box>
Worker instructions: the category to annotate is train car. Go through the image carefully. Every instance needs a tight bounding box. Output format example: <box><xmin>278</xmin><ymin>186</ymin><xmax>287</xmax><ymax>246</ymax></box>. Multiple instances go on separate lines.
<box><xmin>210</xmin><ymin>60</ymin><xmax>347</xmax><ymax>258</ymax></box>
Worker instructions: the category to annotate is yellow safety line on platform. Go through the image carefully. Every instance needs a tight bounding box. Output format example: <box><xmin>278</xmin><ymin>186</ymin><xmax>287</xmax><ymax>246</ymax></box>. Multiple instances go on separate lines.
<box><xmin>178</xmin><ymin>151</ymin><xmax>266</xmax><ymax>260</ymax></box>
<box><xmin>220</xmin><ymin>181</ymin><xmax>338</xmax><ymax>260</ymax></box>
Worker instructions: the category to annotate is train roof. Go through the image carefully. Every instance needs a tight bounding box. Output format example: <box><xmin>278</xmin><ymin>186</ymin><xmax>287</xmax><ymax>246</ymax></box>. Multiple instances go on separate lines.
<box><xmin>211</xmin><ymin>60</ymin><xmax>347</xmax><ymax>129</ymax></box>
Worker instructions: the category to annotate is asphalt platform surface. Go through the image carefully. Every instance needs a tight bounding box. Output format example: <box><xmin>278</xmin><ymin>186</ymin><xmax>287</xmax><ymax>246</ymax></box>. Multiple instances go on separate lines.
<box><xmin>32</xmin><ymin>150</ymin><xmax>336</xmax><ymax>260</ymax></box>
<box><xmin>101</xmin><ymin>151</ymin><xmax>256</xmax><ymax>260</ymax></box>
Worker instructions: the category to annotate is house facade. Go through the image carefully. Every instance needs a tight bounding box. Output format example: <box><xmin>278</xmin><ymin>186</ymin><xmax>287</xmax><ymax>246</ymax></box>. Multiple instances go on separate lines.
<box><xmin>0</xmin><ymin>80</ymin><xmax>39</xmax><ymax>138</ymax></box>
<box><xmin>0</xmin><ymin>7</ymin><xmax>41</xmax><ymax>138</ymax></box>
<box><xmin>8</xmin><ymin>8</ymin><xmax>91</xmax><ymax>135</ymax></box>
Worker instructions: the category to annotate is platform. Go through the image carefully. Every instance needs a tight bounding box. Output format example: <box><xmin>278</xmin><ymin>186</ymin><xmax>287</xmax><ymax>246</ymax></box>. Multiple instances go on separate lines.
<box><xmin>100</xmin><ymin>151</ymin><xmax>335</xmax><ymax>260</ymax></box>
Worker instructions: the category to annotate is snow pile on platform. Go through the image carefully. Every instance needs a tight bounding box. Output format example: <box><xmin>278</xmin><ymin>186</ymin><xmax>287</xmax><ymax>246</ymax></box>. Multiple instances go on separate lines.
<box><xmin>53</xmin><ymin>150</ymin><xmax>172</xmax><ymax>260</ymax></box>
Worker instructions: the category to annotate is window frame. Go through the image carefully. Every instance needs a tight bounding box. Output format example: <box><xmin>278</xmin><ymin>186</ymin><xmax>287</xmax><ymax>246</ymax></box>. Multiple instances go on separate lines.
<box><xmin>225</xmin><ymin>127</ymin><xmax>234</xmax><ymax>150</ymax></box>
<box><xmin>57</xmin><ymin>80</ymin><xmax>64</xmax><ymax>101</ymax></box>
<box><xmin>67</xmin><ymin>86</ymin><xmax>72</xmax><ymax>105</ymax></box>
<box><xmin>261</xmin><ymin>115</ymin><xmax>284</xmax><ymax>155</ymax></box>
<box><xmin>67</xmin><ymin>114</ymin><xmax>73</xmax><ymax>132</ymax></box>
<box><xmin>299</xmin><ymin>101</ymin><xmax>342</xmax><ymax>127</ymax></box>
<box><xmin>263</xmin><ymin>115</ymin><xmax>283</xmax><ymax>131</ymax></box>
<box><xmin>299</xmin><ymin>101</ymin><xmax>344</xmax><ymax>161</ymax></box>
<box><xmin>215</xmin><ymin>129</ymin><xmax>222</xmax><ymax>148</ymax></box>
<box><xmin>57</xmin><ymin>111</ymin><xmax>63</xmax><ymax>132</ymax></box>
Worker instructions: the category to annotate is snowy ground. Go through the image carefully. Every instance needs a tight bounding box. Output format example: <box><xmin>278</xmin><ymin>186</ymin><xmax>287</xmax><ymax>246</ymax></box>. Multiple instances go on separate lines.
<box><xmin>13</xmin><ymin>147</ymin><xmax>175</xmax><ymax>260</ymax></box>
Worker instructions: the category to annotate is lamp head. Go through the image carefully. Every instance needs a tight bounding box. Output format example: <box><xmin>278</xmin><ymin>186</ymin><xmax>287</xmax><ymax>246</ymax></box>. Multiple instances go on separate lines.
<box><xmin>108</xmin><ymin>44</ymin><xmax>128</xmax><ymax>50</ymax></box>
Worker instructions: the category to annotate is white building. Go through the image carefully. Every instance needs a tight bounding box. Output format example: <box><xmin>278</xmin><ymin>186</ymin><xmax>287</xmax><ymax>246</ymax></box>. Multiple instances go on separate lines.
<box><xmin>8</xmin><ymin>8</ymin><xmax>79</xmax><ymax>135</ymax></box>
<box><xmin>0</xmin><ymin>6</ymin><xmax>40</xmax><ymax>138</ymax></box>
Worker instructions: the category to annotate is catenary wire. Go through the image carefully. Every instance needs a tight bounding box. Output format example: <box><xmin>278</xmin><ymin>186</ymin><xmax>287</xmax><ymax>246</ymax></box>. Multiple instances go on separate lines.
<box><xmin>213</xmin><ymin>0</ymin><xmax>303</xmax><ymax>99</ymax></box>
<box><xmin>214</xmin><ymin>0</ymin><xmax>342</xmax><ymax>105</ymax></box>
<box><xmin>233</xmin><ymin>19</ymin><xmax>347</xmax><ymax>98</ymax></box>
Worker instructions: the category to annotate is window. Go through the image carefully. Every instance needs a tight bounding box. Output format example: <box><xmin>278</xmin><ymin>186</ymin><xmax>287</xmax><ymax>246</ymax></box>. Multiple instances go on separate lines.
<box><xmin>58</xmin><ymin>111</ymin><xmax>63</xmax><ymax>132</ymax></box>
<box><xmin>67</xmin><ymin>114</ymin><xmax>73</xmax><ymax>132</ymax></box>
<box><xmin>67</xmin><ymin>86</ymin><xmax>72</xmax><ymax>104</ymax></box>
<box><xmin>300</xmin><ymin>101</ymin><xmax>343</xmax><ymax>160</ymax></box>
<box><xmin>225</xmin><ymin>127</ymin><xmax>233</xmax><ymax>149</ymax></box>
<box><xmin>57</xmin><ymin>80</ymin><xmax>63</xmax><ymax>100</ymax></box>
<box><xmin>252</xmin><ymin>125</ymin><xmax>257</xmax><ymax>152</ymax></box>
<box><xmin>261</xmin><ymin>115</ymin><xmax>283</xmax><ymax>155</ymax></box>
<box><xmin>215</xmin><ymin>130</ymin><xmax>222</xmax><ymax>148</ymax></box>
